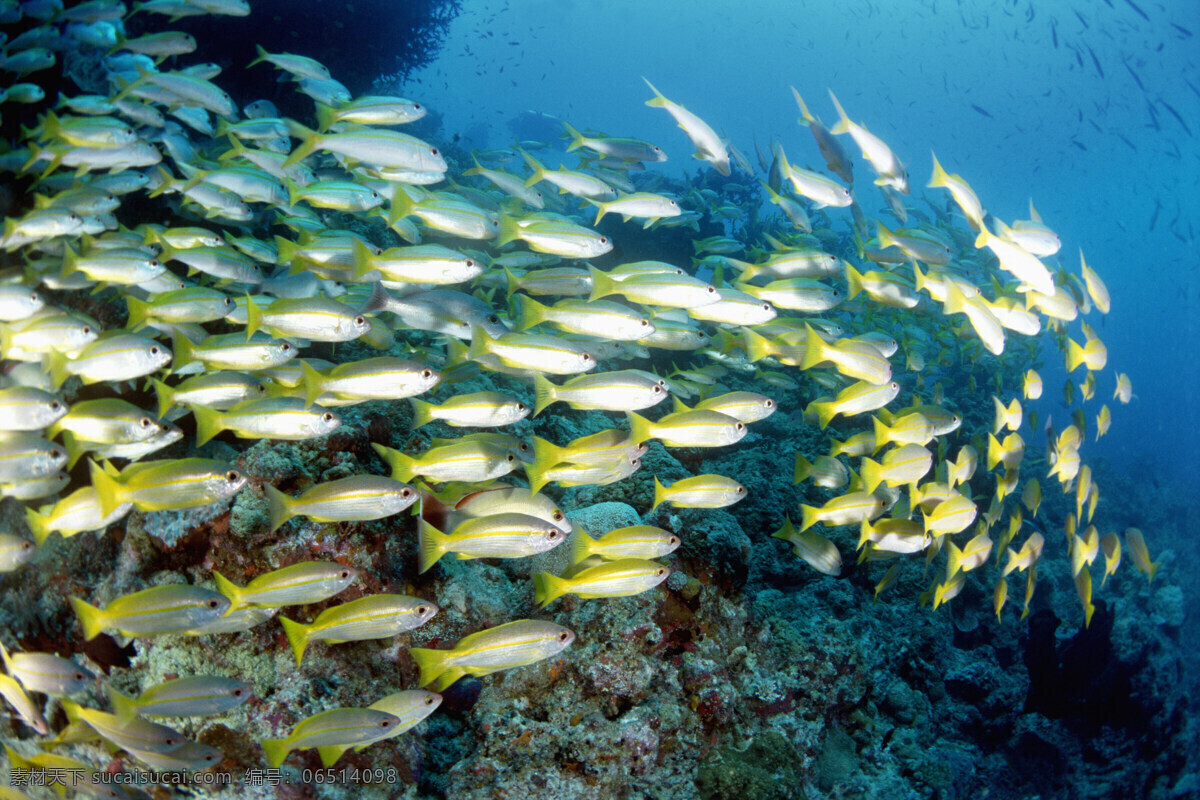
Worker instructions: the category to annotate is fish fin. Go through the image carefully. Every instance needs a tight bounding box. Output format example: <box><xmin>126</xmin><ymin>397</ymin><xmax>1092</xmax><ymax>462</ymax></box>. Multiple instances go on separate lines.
<box><xmin>799</xmin><ymin>504</ymin><xmax>820</xmax><ymax>533</ymax></box>
<box><xmin>642</xmin><ymin>77</ymin><xmax>667</xmax><ymax>107</ymax></box>
<box><xmin>317</xmin><ymin>744</ymin><xmax>350</xmax><ymax>767</ymax></box>
<box><xmin>860</xmin><ymin>457</ymin><xmax>883</xmax><ymax>496</ymax></box>
<box><xmin>532</xmin><ymin>373</ymin><xmax>557</xmax><ymax>416</ymax></box>
<box><xmin>299</xmin><ymin>360</ymin><xmax>327</xmax><ymax>409</ymax></box>
<box><xmin>417</xmin><ymin>518</ymin><xmax>448</xmax><ymax>574</ymax></box>
<box><xmin>652</xmin><ymin>476</ymin><xmax>667</xmax><ymax>511</ymax></box>
<box><xmin>372</xmin><ymin>443</ymin><xmax>416</xmax><ymax>483</ymax></box>
<box><xmin>514</xmin><ymin>293</ymin><xmax>545</xmax><ymax>331</ymax></box>
<box><xmin>191</xmin><ymin>404</ymin><xmax>223</xmax><ymax>447</ymax></box>
<box><xmin>87</xmin><ymin>459</ymin><xmax>124</xmax><ymax>519</ymax></box>
<box><xmin>150</xmin><ymin>378</ymin><xmax>175</xmax><ymax>419</ymax></box>
<box><xmin>260</xmin><ymin>737</ymin><xmax>291</xmax><ymax>768</ymax></box>
<box><xmin>408</xmin><ymin>646</ymin><xmax>450</xmax><ymax>688</ymax></box>
<box><xmin>105</xmin><ymin>685</ymin><xmax>139</xmax><ymax>722</ymax></box>
<box><xmin>278</xmin><ymin>616</ymin><xmax>309</xmax><ymax>667</ymax></box>
<box><xmin>170</xmin><ymin>332</ymin><xmax>195</xmax><ymax>373</ymax></box>
<box><xmin>570</xmin><ymin>529</ymin><xmax>595</xmax><ymax>565</ymax></box>
<box><xmin>409</xmin><ymin>397</ymin><xmax>435</xmax><ymax>429</ymax></box>
<box><xmin>826</xmin><ymin>89</ymin><xmax>852</xmax><ymax>135</ymax></box>
<box><xmin>281</xmin><ymin>121</ymin><xmax>320</xmax><ymax>169</ymax></box>
<box><xmin>69</xmin><ymin>596</ymin><xmax>106</xmax><ymax>641</ymax></box>
<box><xmin>24</xmin><ymin>506</ymin><xmax>54</xmax><ymax>547</ymax></box>
<box><xmin>263</xmin><ymin>485</ymin><xmax>293</xmax><ymax>533</ymax></box>
<box><xmin>562</xmin><ymin>121</ymin><xmax>585</xmax><ymax>152</ymax></box>
<box><xmin>212</xmin><ymin>570</ymin><xmax>245</xmax><ymax>610</ymax></box>
<box><xmin>533</xmin><ymin>571</ymin><xmax>568</xmax><ymax>608</ymax></box>
<box><xmin>793</xmin><ymin>453</ymin><xmax>812</xmax><ymax>485</ymax></box>
<box><xmin>586</xmin><ymin>264</ymin><xmax>616</xmax><ymax>302</ymax></box>
<box><xmin>465</xmin><ymin>323</ymin><xmax>496</xmax><ymax>363</ymax></box>
<box><xmin>527</xmin><ymin>437</ymin><xmax>564</xmax><ymax>495</ymax></box>
<box><xmin>625</xmin><ymin>411</ymin><xmax>652</xmax><ymax>445</ymax></box>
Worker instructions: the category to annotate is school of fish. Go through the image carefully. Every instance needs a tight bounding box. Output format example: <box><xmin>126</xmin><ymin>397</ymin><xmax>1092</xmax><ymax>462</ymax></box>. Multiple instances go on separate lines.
<box><xmin>0</xmin><ymin>0</ymin><xmax>1161</xmax><ymax>791</ymax></box>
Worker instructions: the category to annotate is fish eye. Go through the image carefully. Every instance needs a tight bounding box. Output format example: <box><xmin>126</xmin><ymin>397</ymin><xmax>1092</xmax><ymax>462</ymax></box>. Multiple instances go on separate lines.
<box><xmin>74</xmin><ymin>671</ymin><xmax>86</xmax><ymax>680</ymax></box>
<box><xmin>465</xmin><ymin>259</ymin><xmax>474</xmax><ymax>267</ymax></box>
<box><xmin>762</xmin><ymin>304</ymin><xmax>770</xmax><ymax>311</ymax></box>
<box><xmin>553</xmin><ymin>511</ymin><xmax>564</xmax><ymax>521</ymax></box>
<box><xmin>165</xmin><ymin>736</ymin><xmax>179</xmax><ymax>746</ymax></box>
<box><xmin>82</xmin><ymin>326</ymin><xmax>92</xmax><ymax>334</ymax></box>
<box><xmin>149</xmin><ymin>346</ymin><xmax>160</xmax><ymax>355</ymax></box>
<box><xmin>149</xmin><ymin>259</ymin><xmax>159</xmax><ymax>267</ymax></box>
<box><xmin>401</xmin><ymin>488</ymin><xmax>412</xmax><ymax>498</ymax></box>
<box><xmin>322</xmin><ymin>412</ymin><xmax>334</xmax><ymax>422</ymax></box>
<box><xmin>206</xmin><ymin>599</ymin><xmax>220</xmax><ymax>609</ymax></box>
<box><xmin>430</xmin><ymin>148</ymin><xmax>439</xmax><ymax>156</ymax></box>
<box><xmin>505</xmin><ymin>454</ymin><xmax>515</xmax><ymax>462</ymax></box>
<box><xmin>51</xmin><ymin>447</ymin><xmax>65</xmax><ymax>459</ymax></box>
<box><xmin>205</xmin><ymin>753</ymin><xmax>217</xmax><ymax>762</ymax></box>
<box><xmin>735</xmin><ymin>422</ymin><xmax>745</xmax><ymax>431</ymax></box>
<box><xmin>640</xmin><ymin>319</ymin><xmax>649</xmax><ymax>326</ymax></box>
<box><xmin>653</xmin><ymin>386</ymin><xmax>662</xmax><ymax>393</ymax></box>
<box><xmin>517</xmin><ymin>402</ymin><xmax>526</xmax><ymax>411</ymax></box>
<box><xmin>706</xmin><ymin>286</ymin><xmax>716</xmax><ymax>293</ymax></box>
<box><xmin>558</xmin><ymin>631</ymin><xmax>570</xmax><ymax>642</ymax></box>
<box><xmin>354</xmin><ymin>316</ymin><xmax>366</xmax><ymax>325</ymax></box>
<box><xmin>29</xmin><ymin>292</ymin><xmax>38</xmax><ymax>301</ymax></box>
<box><xmin>21</xmin><ymin>541</ymin><xmax>33</xmax><ymax>551</ymax></box>
<box><xmin>765</xmin><ymin>400</ymin><xmax>774</xmax><ymax>408</ymax></box>
<box><xmin>50</xmin><ymin>400</ymin><xmax>61</xmax><ymax>410</ymax></box>
<box><xmin>518</xmin><ymin>443</ymin><xmax>531</xmax><ymax>453</ymax></box>
<box><xmin>281</xmin><ymin>343</ymin><xmax>293</xmax><ymax>352</ymax></box>
<box><xmin>737</xmin><ymin>486</ymin><xmax>746</xmax><ymax>493</ymax></box>
<box><xmin>381</xmin><ymin>719</ymin><xmax>393</xmax><ymax>728</ymax></box>
<box><xmin>657</xmin><ymin>568</ymin><xmax>666</xmax><ymax>576</ymax></box>
<box><xmin>223</xmin><ymin>298</ymin><xmax>234</xmax><ymax>307</ymax></box>
<box><xmin>140</xmin><ymin>417</ymin><xmax>152</xmax><ymax>427</ymax></box>
<box><xmin>487</xmin><ymin>314</ymin><xmax>500</xmax><ymax>324</ymax></box>
<box><xmin>340</xmin><ymin>569</ymin><xmax>350</xmax><ymax>579</ymax></box>
<box><xmin>417</xmin><ymin>605</ymin><xmax>428</xmax><ymax>615</ymax></box>
<box><xmin>424</xmin><ymin>695</ymin><xmax>434</xmax><ymax>704</ymax></box>
<box><xmin>582</xmin><ymin>352</ymin><xmax>592</xmax><ymax>361</ymax></box>
<box><xmin>669</xmin><ymin>536</ymin><xmax>680</xmax><ymax>545</ymax></box>
<box><xmin>232</xmin><ymin>688</ymin><xmax>244</xmax><ymax>697</ymax></box>
<box><xmin>226</xmin><ymin>470</ymin><xmax>239</xmax><ymax>481</ymax></box>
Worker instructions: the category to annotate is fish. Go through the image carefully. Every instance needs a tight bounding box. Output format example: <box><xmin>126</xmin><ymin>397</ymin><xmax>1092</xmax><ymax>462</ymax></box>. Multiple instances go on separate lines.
<box><xmin>409</xmin><ymin>620</ymin><xmax>575</xmax><ymax>691</ymax></box>
<box><xmin>772</xmin><ymin>517</ymin><xmax>843</xmax><ymax>575</ymax></box>
<box><xmin>534</xmin><ymin>559</ymin><xmax>670</xmax><ymax>607</ymax></box>
<box><xmin>279</xmin><ymin>594</ymin><xmax>438</xmax><ymax>666</ymax></box>
<box><xmin>652</xmin><ymin>474</ymin><xmax>746</xmax><ymax>509</ymax></box>
<box><xmin>570</xmin><ymin>526</ymin><xmax>680</xmax><ymax>563</ymax></box>
<box><xmin>260</xmin><ymin>707</ymin><xmax>402</xmax><ymax>768</ymax></box>
<box><xmin>643</xmin><ymin>78</ymin><xmax>730</xmax><ymax>175</ymax></box>
<box><xmin>106</xmin><ymin>675</ymin><xmax>251</xmax><ymax>719</ymax></box>
<box><xmin>70</xmin><ymin>584</ymin><xmax>231</xmax><ymax>639</ymax></box>
<box><xmin>417</xmin><ymin>514</ymin><xmax>566</xmax><ymax>573</ymax></box>
<box><xmin>314</xmin><ymin>690</ymin><xmax>442</xmax><ymax>767</ymax></box>
<box><xmin>213</xmin><ymin>561</ymin><xmax>359</xmax><ymax>610</ymax></box>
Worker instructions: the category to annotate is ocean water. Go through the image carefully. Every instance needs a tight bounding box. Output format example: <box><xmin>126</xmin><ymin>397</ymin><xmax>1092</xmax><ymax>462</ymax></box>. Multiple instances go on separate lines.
<box><xmin>0</xmin><ymin>1</ymin><xmax>1196</xmax><ymax>799</ymax></box>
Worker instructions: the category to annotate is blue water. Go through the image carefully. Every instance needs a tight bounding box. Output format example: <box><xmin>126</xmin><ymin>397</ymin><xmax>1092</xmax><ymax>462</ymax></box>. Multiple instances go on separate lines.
<box><xmin>409</xmin><ymin>0</ymin><xmax>1200</xmax><ymax>471</ymax></box>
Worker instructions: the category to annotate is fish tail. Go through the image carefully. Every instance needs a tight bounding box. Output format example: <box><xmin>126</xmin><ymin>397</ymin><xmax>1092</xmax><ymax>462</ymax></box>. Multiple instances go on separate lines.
<box><xmin>843</xmin><ymin>260</ymin><xmax>865</xmax><ymax>301</ymax></box>
<box><xmin>826</xmin><ymin>89</ymin><xmax>851</xmax><ymax>135</ymax></box>
<box><xmin>386</xmin><ymin>189</ymin><xmax>414</xmax><ymax>226</ymax></box>
<box><xmin>191</xmin><ymin>404</ymin><xmax>223</xmax><ymax>447</ymax></box>
<box><xmin>417</xmin><ymin>519</ymin><xmax>449</xmax><ymax>574</ymax></box>
<box><xmin>520</xmin><ymin>150</ymin><xmax>545</xmax><ymax>187</ymax></box>
<box><xmin>642</xmin><ymin>77</ymin><xmax>667</xmax><ymax>107</ymax></box>
<box><xmin>532</xmin><ymin>373</ymin><xmax>557</xmax><ymax>416</ymax></box>
<box><xmin>513</xmin><ymin>293</ymin><xmax>545</xmax><ymax>331</ymax></box>
<box><xmin>61</xmin><ymin>431</ymin><xmax>86</xmax><ymax>470</ymax></box>
<box><xmin>871</xmin><ymin>416</ymin><xmax>891</xmax><ymax>453</ymax></box>
<box><xmin>533</xmin><ymin>571</ymin><xmax>568</xmax><ymax>608</ymax></box>
<box><xmin>69</xmin><ymin>596</ymin><xmax>106</xmax><ymax>641</ymax></box>
<box><xmin>586</xmin><ymin>264</ymin><xmax>616</xmax><ymax>302</ymax></box>
<box><xmin>860</xmin><ymin>457</ymin><xmax>884</xmax><ymax>495</ymax></box>
<box><xmin>313</xmin><ymin>103</ymin><xmax>337</xmax><ymax>133</ymax></box>
<box><xmin>260</xmin><ymin>737</ymin><xmax>291</xmax><ymax>768</ymax></box>
<box><xmin>279</xmin><ymin>616</ymin><xmax>309</xmax><ymax>667</ymax></box>
<box><xmin>651</xmin><ymin>476</ymin><xmax>668</xmax><ymax>511</ymax></box>
<box><xmin>741</xmin><ymin>328</ymin><xmax>772</xmax><ymax>363</ymax></box>
<box><xmin>793</xmin><ymin>453</ymin><xmax>812</xmax><ymax>485</ymax></box>
<box><xmin>799</xmin><ymin>505</ymin><xmax>819</xmax><ymax>533</ymax></box>
<box><xmin>625</xmin><ymin>411</ymin><xmax>652</xmax><ymax>445</ymax></box>
<box><xmin>358</xmin><ymin>281</ymin><xmax>391</xmax><ymax>316</ymax></box>
<box><xmin>791</xmin><ymin>86</ymin><xmax>815</xmax><ymax>124</ymax></box>
<box><xmin>45</xmin><ymin>349</ymin><xmax>69</xmax><ymax>391</ymax></box>
<box><xmin>247</xmin><ymin>43</ymin><xmax>271</xmax><ymax>69</ymax></box>
<box><xmin>592</xmin><ymin>200</ymin><xmax>609</xmax><ymax>226</ymax></box>
<box><xmin>527</xmin><ymin>436</ymin><xmax>562</xmax><ymax>495</ymax></box>
<box><xmin>409</xmin><ymin>646</ymin><xmax>452</xmax><ymax>688</ymax></box>
<box><xmin>24</xmin><ymin>506</ymin><xmax>52</xmax><ymax>547</ymax></box>
<box><xmin>372</xmin><ymin>443</ymin><xmax>416</xmax><ymax>483</ymax></box>
<box><xmin>299</xmin><ymin>360</ymin><xmax>327</xmax><ymax>409</ymax></box>
<box><xmin>810</xmin><ymin>399</ymin><xmax>835</xmax><ymax>429</ymax></box>
<box><xmin>465</xmin><ymin>323</ymin><xmax>496</xmax><ymax>363</ymax></box>
<box><xmin>857</xmin><ymin>519</ymin><xmax>874</xmax><ymax>551</ymax></box>
<box><xmin>928</xmin><ymin>150</ymin><xmax>949</xmax><ymax>188</ymax></box>
<box><xmin>281</xmin><ymin>121</ymin><xmax>320</xmax><ymax>169</ymax></box>
<box><xmin>87</xmin><ymin>459</ymin><xmax>124</xmax><ymax>518</ymax></box>
<box><xmin>562</xmin><ymin>121</ymin><xmax>585</xmax><ymax>151</ymax></box>
<box><xmin>409</xmin><ymin>397</ymin><xmax>435</xmax><ymax>429</ymax></box>
<box><xmin>263</xmin><ymin>485</ymin><xmax>294</xmax><ymax>533</ymax></box>
<box><xmin>212</xmin><ymin>570</ymin><xmax>246</xmax><ymax>610</ymax></box>
<box><xmin>105</xmin><ymin>684</ymin><xmax>139</xmax><ymax>722</ymax></box>
<box><xmin>244</xmin><ymin>292</ymin><xmax>262</xmax><ymax>340</ymax></box>
<box><xmin>125</xmin><ymin>294</ymin><xmax>149</xmax><ymax>330</ymax></box>
<box><xmin>170</xmin><ymin>332</ymin><xmax>195</xmax><ymax>372</ymax></box>
<box><xmin>800</xmin><ymin>323</ymin><xmax>827</xmax><ymax>371</ymax></box>
<box><xmin>570</xmin><ymin>529</ymin><xmax>595</xmax><ymax>564</ymax></box>
<box><xmin>1065</xmin><ymin>339</ymin><xmax>1085</xmax><ymax>373</ymax></box>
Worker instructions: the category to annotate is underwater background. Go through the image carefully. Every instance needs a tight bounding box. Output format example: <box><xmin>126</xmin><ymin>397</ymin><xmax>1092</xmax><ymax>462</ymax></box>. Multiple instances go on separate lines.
<box><xmin>0</xmin><ymin>0</ymin><xmax>1196</xmax><ymax>798</ymax></box>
